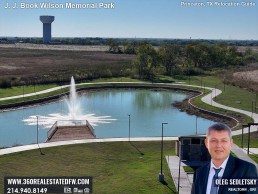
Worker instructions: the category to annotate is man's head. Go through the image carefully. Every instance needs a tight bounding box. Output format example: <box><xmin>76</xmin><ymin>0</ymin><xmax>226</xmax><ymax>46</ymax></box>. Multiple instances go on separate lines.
<box><xmin>205</xmin><ymin>123</ymin><xmax>233</xmax><ymax>167</ymax></box>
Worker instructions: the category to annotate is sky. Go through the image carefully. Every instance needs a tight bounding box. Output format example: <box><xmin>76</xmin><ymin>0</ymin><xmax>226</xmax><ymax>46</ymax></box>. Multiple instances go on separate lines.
<box><xmin>0</xmin><ymin>0</ymin><xmax>257</xmax><ymax>40</ymax></box>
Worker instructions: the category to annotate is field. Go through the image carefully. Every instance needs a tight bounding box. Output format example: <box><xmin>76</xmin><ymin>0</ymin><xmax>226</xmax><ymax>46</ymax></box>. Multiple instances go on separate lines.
<box><xmin>0</xmin><ymin>43</ymin><xmax>110</xmax><ymax>51</ymax></box>
<box><xmin>236</xmin><ymin>46</ymin><xmax>258</xmax><ymax>54</ymax></box>
<box><xmin>2</xmin><ymin>43</ymin><xmax>258</xmax><ymax>53</ymax></box>
<box><xmin>0</xmin><ymin>45</ymin><xmax>135</xmax><ymax>84</ymax></box>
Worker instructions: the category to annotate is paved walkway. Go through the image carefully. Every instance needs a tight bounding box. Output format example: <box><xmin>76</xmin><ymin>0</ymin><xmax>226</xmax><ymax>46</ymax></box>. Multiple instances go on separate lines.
<box><xmin>0</xmin><ymin>82</ymin><xmax>145</xmax><ymax>101</ymax></box>
<box><xmin>173</xmin><ymin>84</ymin><xmax>258</xmax><ymax>133</ymax></box>
<box><xmin>0</xmin><ymin>137</ymin><xmax>178</xmax><ymax>156</ymax></box>
<box><xmin>232</xmin><ymin>144</ymin><xmax>258</xmax><ymax>169</ymax></box>
<box><xmin>166</xmin><ymin>156</ymin><xmax>192</xmax><ymax>194</ymax></box>
<box><xmin>242</xmin><ymin>148</ymin><xmax>258</xmax><ymax>155</ymax></box>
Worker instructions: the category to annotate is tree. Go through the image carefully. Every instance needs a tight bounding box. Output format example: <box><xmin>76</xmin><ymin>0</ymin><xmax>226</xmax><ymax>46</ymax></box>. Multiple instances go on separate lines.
<box><xmin>124</xmin><ymin>41</ymin><xmax>137</xmax><ymax>54</ymax></box>
<box><xmin>159</xmin><ymin>44</ymin><xmax>180</xmax><ymax>75</ymax></box>
<box><xmin>107</xmin><ymin>39</ymin><xmax>123</xmax><ymax>54</ymax></box>
<box><xmin>134</xmin><ymin>44</ymin><xmax>159</xmax><ymax>79</ymax></box>
<box><xmin>185</xmin><ymin>44</ymin><xmax>201</xmax><ymax>67</ymax></box>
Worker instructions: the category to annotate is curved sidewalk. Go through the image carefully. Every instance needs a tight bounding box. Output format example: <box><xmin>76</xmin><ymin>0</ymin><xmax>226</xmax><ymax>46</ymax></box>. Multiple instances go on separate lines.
<box><xmin>0</xmin><ymin>82</ymin><xmax>145</xmax><ymax>101</ymax></box>
<box><xmin>200</xmin><ymin>87</ymin><xmax>258</xmax><ymax>135</ymax></box>
<box><xmin>173</xmin><ymin>83</ymin><xmax>258</xmax><ymax>135</ymax></box>
<box><xmin>0</xmin><ymin>137</ymin><xmax>178</xmax><ymax>156</ymax></box>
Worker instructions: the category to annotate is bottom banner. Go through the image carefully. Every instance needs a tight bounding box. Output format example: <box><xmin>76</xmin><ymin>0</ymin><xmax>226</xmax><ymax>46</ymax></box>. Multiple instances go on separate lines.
<box><xmin>4</xmin><ymin>176</ymin><xmax>93</xmax><ymax>194</ymax></box>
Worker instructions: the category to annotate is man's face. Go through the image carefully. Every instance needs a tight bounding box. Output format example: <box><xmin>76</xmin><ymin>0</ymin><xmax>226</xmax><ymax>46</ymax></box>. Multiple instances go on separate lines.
<box><xmin>205</xmin><ymin>129</ymin><xmax>233</xmax><ymax>165</ymax></box>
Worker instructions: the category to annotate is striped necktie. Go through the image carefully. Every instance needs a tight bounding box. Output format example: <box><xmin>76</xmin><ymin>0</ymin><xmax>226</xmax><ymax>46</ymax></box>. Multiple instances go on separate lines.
<box><xmin>210</xmin><ymin>167</ymin><xmax>222</xmax><ymax>194</ymax></box>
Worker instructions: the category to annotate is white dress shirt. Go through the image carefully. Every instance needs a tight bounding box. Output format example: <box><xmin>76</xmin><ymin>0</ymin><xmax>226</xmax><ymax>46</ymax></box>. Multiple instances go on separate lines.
<box><xmin>206</xmin><ymin>156</ymin><xmax>229</xmax><ymax>194</ymax></box>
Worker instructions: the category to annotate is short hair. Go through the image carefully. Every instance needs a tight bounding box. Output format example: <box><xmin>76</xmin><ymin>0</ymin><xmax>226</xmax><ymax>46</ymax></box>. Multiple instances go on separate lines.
<box><xmin>206</xmin><ymin>123</ymin><xmax>232</xmax><ymax>138</ymax></box>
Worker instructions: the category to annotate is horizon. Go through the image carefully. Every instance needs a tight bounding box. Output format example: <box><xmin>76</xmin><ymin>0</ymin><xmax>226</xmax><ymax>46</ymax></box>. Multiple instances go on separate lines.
<box><xmin>1</xmin><ymin>36</ymin><xmax>257</xmax><ymax>42</ymax></box>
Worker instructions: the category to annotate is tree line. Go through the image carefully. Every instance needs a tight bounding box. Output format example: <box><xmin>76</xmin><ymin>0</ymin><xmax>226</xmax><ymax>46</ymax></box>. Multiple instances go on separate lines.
<box><xmin>1</xmin><ymin>38</ymin><xmax>257</xmax><ymax>88</ymax></box>
<box><xmin>9</xmin><ymin>37</ymin><xmax>258</xmax><ymax>47</ymax></box>
<box><xmin>132</xmin><ymin>42</ymin><xmax>258</xmax><ymax>80</ymax></box>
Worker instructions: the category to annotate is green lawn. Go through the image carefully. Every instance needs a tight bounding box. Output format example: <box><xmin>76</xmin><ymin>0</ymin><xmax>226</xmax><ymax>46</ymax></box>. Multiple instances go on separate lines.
<box><xmin>0</xmin><ymin>87</ymin><xmax>68</xmax><ymax>105</ymax></box>
<box><xmin>87</xmin><ymin>77</ymin><xmax>142</xmax><ymax>83</ymax></box>
<box><xmin>0</xmin><ymin>84</ymin><xmax>58</xmax><ymax>98</ymax></box>
<box><xmin>156</xmin><ymin>75</ymin><xmax>257</xmax><ymax>116</ymax></box>
<box><xmin>233</xmin><ymin>132</ymin><xmax>258</xmax><ymax>165</ymax></box>
<box><xmin>192</xmin><ymin>93</ymin><xmax>253</xmax><ymax>127</ymax></box>
<box><xmin>183</xmin><ymin>166</ymin><xmax>198</xmax><ymax>173</ymax></box>
<box><xmin>0</xmin><ymin>78</ymin><xmax>142</xmax><ymax>105</ymax></box>
<box><xmin>233</xmin><ymin>131</ymin><xmax>258</xmax><ymax>148</ymax></box>
<box><xmin>0</xmin><ymin>141</ymin><xmax>177</xmax><ymax>194</ymax></box>
<box><xmin>249</xmin><ymin>155</ymin><xmax>258</xmax><ymax>164</ymax></box>
<box><xmin>173</xmin><ymin>75</ymin><xmax>257</xmax><ymax>113</ymax></box>
<box><xmin>0</xmin><ymin>78</ymin><xmax>141</xmax><ymax>99</ymax></box>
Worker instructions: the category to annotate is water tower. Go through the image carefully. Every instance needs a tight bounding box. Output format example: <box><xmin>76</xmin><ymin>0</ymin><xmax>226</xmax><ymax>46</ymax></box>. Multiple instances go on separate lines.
<box><xmin>40</xmin><ymin>15</ymin><xmax>55</xmax><ymax>44</ymax></box>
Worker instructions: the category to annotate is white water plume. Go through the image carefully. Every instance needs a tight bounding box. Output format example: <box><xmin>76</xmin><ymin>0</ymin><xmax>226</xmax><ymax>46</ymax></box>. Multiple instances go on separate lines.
<box><xmin>23</xmin><ymin>77</ymin><xmax>116</xmax><ymax>129</ymax></box>
<box><xmin>66</xmin><ymin>76</ymin><xmax>81</xmax><ymax>120</ymax></box>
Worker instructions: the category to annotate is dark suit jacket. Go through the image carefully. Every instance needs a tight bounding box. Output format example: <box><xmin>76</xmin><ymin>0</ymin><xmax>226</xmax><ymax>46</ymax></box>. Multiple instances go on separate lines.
<box><xmin>191</xmin><ymin>154</ymin><xmax>258</xmax><ymax>194</ymax></box>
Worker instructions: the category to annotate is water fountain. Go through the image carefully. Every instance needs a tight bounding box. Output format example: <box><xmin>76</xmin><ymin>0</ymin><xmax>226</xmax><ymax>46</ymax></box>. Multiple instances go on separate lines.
<box><xmin>66</xmin><ymin>76</ymin><xmax>82</xmax><ymax>121</ymax></box>
<box><xmin>23</xmin><ymin>77</ymin><xmax>115</xmax><ymax>135</ymax></box>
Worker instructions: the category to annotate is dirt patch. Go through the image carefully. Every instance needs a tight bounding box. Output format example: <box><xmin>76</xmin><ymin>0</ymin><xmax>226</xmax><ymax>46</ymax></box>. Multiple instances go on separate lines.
<box><xmin>237</xmin><ymin>46</ymin><xmax>258</xmax><ymax>54</ymax></box>
<box><xmin>224</xmin><ymin>66</ymin><xmax>258</xmax><ymax>92</ymax></box>
<box><xmin>233</xmin><ymin>70</ymin><xmax>258</xmax><ymax>83</ymax></box>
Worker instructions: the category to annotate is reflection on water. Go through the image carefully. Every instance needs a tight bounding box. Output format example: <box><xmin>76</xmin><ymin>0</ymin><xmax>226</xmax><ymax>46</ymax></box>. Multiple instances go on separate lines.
<box><xmin>134</xmin><ymin>90</ymin><xmax>176</xmax><ymax>110</ymax></box>
<box><xmin>0</xmin><ymin>89</ymin><xmax>214</xmax><ymax>147</ymax></box>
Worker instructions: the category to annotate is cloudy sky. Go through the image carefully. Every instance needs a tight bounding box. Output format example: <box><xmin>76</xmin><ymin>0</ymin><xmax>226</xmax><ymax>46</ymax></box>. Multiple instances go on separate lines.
<box><xmin>0</xmin><ymin>0</ymin><xmax>257</xmax><ymax>40</ymax></box>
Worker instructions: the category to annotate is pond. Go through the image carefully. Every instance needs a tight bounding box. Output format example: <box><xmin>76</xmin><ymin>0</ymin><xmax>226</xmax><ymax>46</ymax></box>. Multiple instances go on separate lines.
<box><xmin>0</xmin><ymin>89</ymin><xmax>214</xmax><ymax>147</ymax></box>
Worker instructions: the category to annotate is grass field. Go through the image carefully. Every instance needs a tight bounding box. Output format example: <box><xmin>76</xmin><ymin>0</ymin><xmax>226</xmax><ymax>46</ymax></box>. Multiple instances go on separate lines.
<box><xmin>156</xmin><ymin>75</ymin><xmax>255</xmax><ymax>126</ymax></box>
<box><xmin>233</xmin><ymin>131</ymin><xmax>258</xmax><ymax>148</ymax></box>
<box><xmin>157</xmin><ymin>75</ymin><xmax>257</xmax><ymax>113</ymax></box>
<box><xmin>0</xmin><ymin>47</ymin><xmax>135</xmax><ymax>84</ymax></box>
<box><xmin>175</xmin><ymin>75</ymin><xmax>257</xmax><ymax>113</ymax></box>
<box><xmin>249</xmin><ymin>155</ymin><xmax>258</xmax><ymax>164</ymax></box>
<box><xmin>0</xmin><ymin>141</ymin><xmax>177</xmax><ymax>194</ymax></box>
<box><xmin>0</xmin><ymin>84</ymin><xmax>58</xmax><ymax>98</ymax></box>
<box><xmin>0</xmin><ymin>78</ymin><xmax>142</xmax><ymax>105</ymax></box>
<box><xmin>233</xmin><ymin>132</ymin><xmax>258</xmax><ymax>165</ymax></box>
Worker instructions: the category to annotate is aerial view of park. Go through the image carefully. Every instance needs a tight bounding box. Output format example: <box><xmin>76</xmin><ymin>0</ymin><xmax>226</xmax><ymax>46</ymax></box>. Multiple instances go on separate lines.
<box><xmin>0</xmin><ymin>0</ymin><xmax>257</xmax><ymax>193</ymax></box>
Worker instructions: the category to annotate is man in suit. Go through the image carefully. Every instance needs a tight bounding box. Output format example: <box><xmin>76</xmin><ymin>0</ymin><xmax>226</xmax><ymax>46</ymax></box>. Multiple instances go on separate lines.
<box><xmin>191</xmin><ymin>123</ymin><xmax>258</xmax><ymax>194</ymax></box>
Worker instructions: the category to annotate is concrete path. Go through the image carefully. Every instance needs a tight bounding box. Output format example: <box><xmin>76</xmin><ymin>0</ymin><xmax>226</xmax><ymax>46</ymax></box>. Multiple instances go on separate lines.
<box><xmin>231</xmin><ymin>144</ymin><xmax>258</xmax><ymax>169</ymax></box>
<box><xmin>166</xmin><ymin>156</ymin><xmax>192</xmax><ymax>194</ymax></box>
<box><xmin>158</xmin><ymin>83</ymin><xmax>258</xmax><ymax>135</ymax></box>
<box><xmin>200</xmin><ymin>87</ymin><xmax>258</xmax><ymax>133</ymax></box>
<box><xmin>0</xmin><ymin>82</ymin><xmax>146</xmax><ymax>101</ymax></box>
<box><xmin>0</xmin><ymin>137</ymin><xmax>178</xmax><ymax>156</ymax></box>
<box><xmin>242</xmin><ymin>148</ymin><xmax>258</xmax><ymax>155</ymax></box>
<box><xmin>202</xmin><ymin>88</ymin><xmax>258</xmax><ymax>121</ymax></box>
